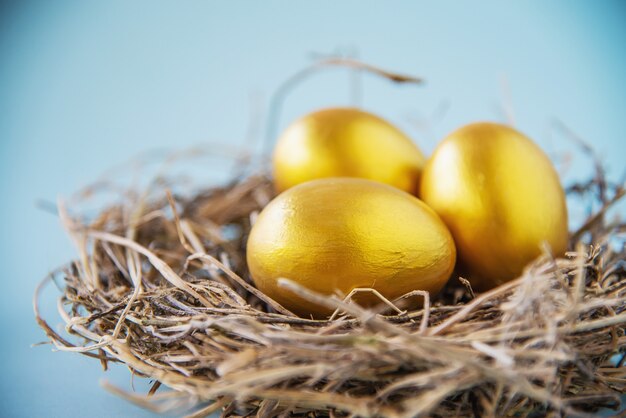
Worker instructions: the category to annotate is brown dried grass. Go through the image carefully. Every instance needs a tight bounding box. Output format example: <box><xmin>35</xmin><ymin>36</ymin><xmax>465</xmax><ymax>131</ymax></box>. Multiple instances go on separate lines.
<box><xmin>33</xmin><ymin>58</ymin><xmax>626</xmax><ymax>417</ymax></box>
<box><xmin>33</xmin><ymin>166</ymin><xmax>626</xmax><ymax>417</ymax></box>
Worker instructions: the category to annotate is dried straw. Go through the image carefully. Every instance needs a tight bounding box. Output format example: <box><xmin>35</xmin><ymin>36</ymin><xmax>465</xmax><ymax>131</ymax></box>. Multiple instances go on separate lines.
<box><xmin>33</xmin><ymin>58</ymin><xmax>626</xmax><ymax>417</ymax></box>
<box><xmin>33</xmin><ymin>166</ymin><xmax>626</xmax><ymax>417</ymax></box>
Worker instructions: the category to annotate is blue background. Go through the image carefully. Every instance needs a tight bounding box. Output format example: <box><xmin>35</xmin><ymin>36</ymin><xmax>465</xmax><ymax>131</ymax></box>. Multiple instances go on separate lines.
<box><xmin>1</xmin><ymin>1</ymin><xmax>625</xmax><ymax>417</ymax></box>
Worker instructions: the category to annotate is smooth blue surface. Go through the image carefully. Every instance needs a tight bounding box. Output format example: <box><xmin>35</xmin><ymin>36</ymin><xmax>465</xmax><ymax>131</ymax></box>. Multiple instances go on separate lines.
<box><xmin>1</xmin><ymin>1</ymin><xmax>625</xmax><ymax>417</ymax></box>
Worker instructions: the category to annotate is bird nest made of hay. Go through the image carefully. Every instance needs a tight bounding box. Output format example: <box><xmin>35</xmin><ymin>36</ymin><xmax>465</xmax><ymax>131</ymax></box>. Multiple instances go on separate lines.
<box><xmin>32</xmin><ymin>58</ymin><xmax>626</xmax><ymax>418</ymax></box>
<box><xmin>34</xmin><ymin>162</ymin><xmax>626</xmax><ymax>418</ymax></box>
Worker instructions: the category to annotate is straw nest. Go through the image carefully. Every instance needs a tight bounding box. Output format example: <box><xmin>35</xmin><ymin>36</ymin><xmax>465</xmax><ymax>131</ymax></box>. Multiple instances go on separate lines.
<box><xmin>33</xmin><ymin>59</ymin><xmax>626</xmax><ymax>418</ymax></box>
<box><xmin>33</xmin><ymin>162</ymin><xmax>626</xmax><ymax>418</ymax></box>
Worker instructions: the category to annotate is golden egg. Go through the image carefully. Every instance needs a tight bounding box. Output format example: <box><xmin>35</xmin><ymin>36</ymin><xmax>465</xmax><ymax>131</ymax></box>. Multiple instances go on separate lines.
<box><xmin>419</xmin><ymin>122</ymin><xmax>568</xmax><ymax>290</ymax></box>
<box><xmin>272</xmin><ymin>107</ymin><xmax>426</xmax><ymax>194</ymax></box>
<box><xmin>247</xmin><ymin>177</ymin><xmax>456</xmax><ymax>317</ymax></box>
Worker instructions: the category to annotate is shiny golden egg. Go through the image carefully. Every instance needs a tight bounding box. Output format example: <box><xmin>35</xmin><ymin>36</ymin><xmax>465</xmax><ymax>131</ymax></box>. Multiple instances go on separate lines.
<box><xmin>419</xmin><ymin>122</ymin><xmax>568</xmax><ymax>290</ymax></box>
<box><xmin>272</xmin><ymin>107</ymin><xmax>426</xmax><ymax>194</ymax></box>
<box><xmin>247</xmin><ymin>177</ymin><xmax>456</xmax><ymax>317</ymax></box>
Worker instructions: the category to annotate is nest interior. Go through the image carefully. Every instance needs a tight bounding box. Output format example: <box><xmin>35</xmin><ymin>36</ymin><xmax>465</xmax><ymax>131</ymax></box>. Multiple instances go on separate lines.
<box><xmin>34</xmin><ymin>170</ymin><xmax>626</xmax><ymax>418</ymax></box>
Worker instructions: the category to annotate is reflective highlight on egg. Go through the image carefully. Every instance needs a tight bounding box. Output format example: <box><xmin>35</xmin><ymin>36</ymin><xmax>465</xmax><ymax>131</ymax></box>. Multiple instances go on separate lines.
<box><xmin>247</xmin><ymin>178</ymin><xmax>456</xmax><ymax>317</ymax></box>
<box><xmin>272</xmin><ymin>108</ymin><xmax>426</xmax><ymax>194</ymax></box>
<box><xmin>420</xmin><ymin>122</ymin><xmax>568</xmax><ymax>290</ymax></box>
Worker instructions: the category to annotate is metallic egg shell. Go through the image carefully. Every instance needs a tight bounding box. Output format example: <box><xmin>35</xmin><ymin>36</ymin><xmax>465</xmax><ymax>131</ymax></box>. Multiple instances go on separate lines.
<box><xmin>419</xmin><ymin>122</ymin><xmax>568</xmax><ymax>290</ymax></box>
<box><xmin>246</xmin><ymin>178</ymin><xmax>456</xmax><ymax>317</ymax></box>
<box><xmin>272</xmin><ymin>108</ymin><xmax>426</xmax><ymax>195</ymax></box>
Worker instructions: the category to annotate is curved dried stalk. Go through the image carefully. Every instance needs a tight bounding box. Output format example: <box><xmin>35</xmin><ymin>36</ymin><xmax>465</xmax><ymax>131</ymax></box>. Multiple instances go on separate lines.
<box><xmin>264</xmin><ymin>56</ymin><xmax>424</xmax><ymax>156</ymax></box>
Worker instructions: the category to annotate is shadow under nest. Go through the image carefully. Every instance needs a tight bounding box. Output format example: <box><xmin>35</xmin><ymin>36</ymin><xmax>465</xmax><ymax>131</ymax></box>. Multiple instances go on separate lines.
<box><xmin>34</xmin><ymin>170</ymin><xmax>626</xmax><ymax>418</ymax></box>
